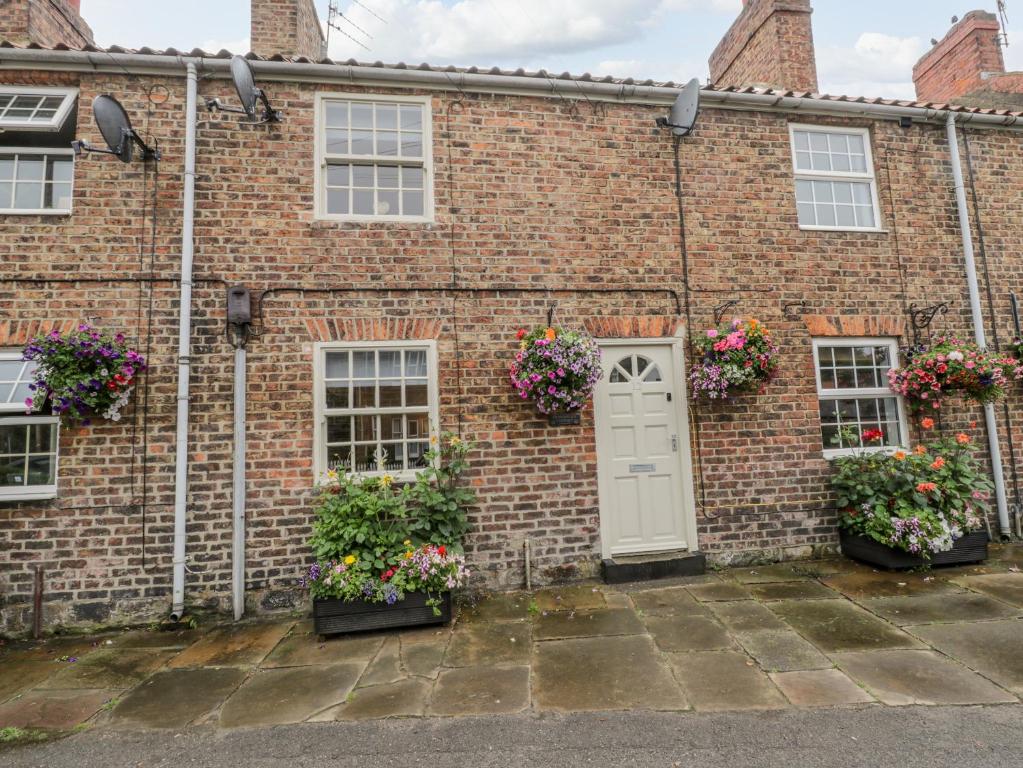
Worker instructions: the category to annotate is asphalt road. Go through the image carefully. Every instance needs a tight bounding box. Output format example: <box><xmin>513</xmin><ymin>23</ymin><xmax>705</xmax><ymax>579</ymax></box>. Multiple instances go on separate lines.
<box><xmin>5</xmin><ymin>705</ymin><xmax>1023</xmax><ymax>768</ymax></box>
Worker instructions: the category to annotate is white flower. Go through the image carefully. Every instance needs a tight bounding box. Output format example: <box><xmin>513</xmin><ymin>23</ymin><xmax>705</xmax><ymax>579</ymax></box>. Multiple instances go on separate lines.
<box><xmin>947</xmin><ymin>351</ymin><xmax>964</xmax><ymax>362</ymax></box>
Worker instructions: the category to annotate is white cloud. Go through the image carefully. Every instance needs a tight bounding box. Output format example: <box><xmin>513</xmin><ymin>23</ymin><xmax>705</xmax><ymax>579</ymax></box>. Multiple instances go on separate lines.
<box><xmin>817</xmin><ymin>32</ymin><xmax>925</xmax><ymax>99</ymax></box>
<box><xmin>326</xmin><ymin>0</ymin><xmax>735</xmax><ymax>65</ymax></box>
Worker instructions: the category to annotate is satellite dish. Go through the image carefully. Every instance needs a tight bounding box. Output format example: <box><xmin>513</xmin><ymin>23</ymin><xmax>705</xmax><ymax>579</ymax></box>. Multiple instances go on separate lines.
<box><xmin>657</xmin><ymin>78</ymin><xmax>701</xmax><ymax>137</ymax></box>
<box><xmin>70</xmin><ymin>95</ymin><xmax>159</xmax><ymax>163</ymax></box>
<box><xmin>93</xmin><ymin>95</ymin><xmax>135</xmax><ymax>163</ymax></box>
<box><xmin>205</xmin><ymin>56</ymin><xmax>282</xmax><ymax>123</ymax></box>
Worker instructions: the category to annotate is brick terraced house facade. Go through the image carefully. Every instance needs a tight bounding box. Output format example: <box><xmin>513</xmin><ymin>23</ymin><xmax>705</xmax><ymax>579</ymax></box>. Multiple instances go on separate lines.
<box><xmin>2</xmin><ymin>0</ymin><xmax>1023</xmax><ymax>633</ymax></box>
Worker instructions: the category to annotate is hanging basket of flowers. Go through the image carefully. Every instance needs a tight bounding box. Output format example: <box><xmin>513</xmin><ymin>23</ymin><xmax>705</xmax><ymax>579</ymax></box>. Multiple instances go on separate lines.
<box><xmin>887</xmin><ymin>337</ymin><xmax>1023</xmax><ymax>412</ymax></box>
<box><xmin>689</xmin><ymin>318</ymin><xmax>778</xmax><ymax>399</ymax></box>
<box><xmin>22</xmin><ymin>323</ymin><xmax>147</xmax><ymax>427</ymax></box>
<box><xmin>509</xmin><ymin>326</ymin><xmax>602</xmax><ymax>424</ymax></box>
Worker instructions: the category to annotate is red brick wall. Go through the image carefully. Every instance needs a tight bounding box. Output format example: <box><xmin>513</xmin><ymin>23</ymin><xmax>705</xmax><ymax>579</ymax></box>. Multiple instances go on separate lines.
<box><xmin>0</xmin><ymin>0</ymin><xmax>93</xmax><ymax>47</ymax></box>
<box><xmin>913</xmin><ymin>11</ymin><xmax>1005</xmax><ymax>103</ymax></box>
<box><xmin>2</xmin><ymin>65</ymin><xmax>1023</xmax><ymax>633</ymax></box>
<box><xmin>250</xmin><ymin>0</ymin><xmax>325</xmax><ymax>59</ymax></box>
<box><xmin>709</xmin><ymin>0</ymin><xmax>818</xmax><ymax>92</ymax></box>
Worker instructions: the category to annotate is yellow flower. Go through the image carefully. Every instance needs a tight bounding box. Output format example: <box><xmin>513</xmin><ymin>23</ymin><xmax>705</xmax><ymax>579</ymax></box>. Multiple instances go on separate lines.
<box><xmin>403</xmin><ymin>539</ymin><xmax>412</xmax><ymax>546</ymax></box>
<box><xmin>344</xmin><ymin>555</ymin><xmax>356</xmax><ymax>565</ymax></box>
<box><xmin>430</xmin><ymin>435</ymin><xmax>438</xmax><ymax>445</ymax></box>
<box><xmin>380</xmin><ymin>474</ymin><xmax>393</xmax><ymax>487</ymax></box>
<box><xmin>405</xmin><ymin>551</ymin><xmax>414</xmax><ymax>559</ymax></box>
<box><xmin>449</xmin><ymin>436</ymin><xmax>462</xmax><ymax>447</ymax></box>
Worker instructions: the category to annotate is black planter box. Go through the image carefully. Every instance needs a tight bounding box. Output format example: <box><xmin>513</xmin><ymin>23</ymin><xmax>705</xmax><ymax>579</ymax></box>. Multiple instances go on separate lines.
<box><xmin>548</xmin><ymin>411</ymin><xmax>581</xmax><ymax>426</ymax></box>
<box><xmin>839</xmin><ymin>528</ymin><xmax>989</xmax><ymax>570</ymax></box>
<box><xmin>313</xmin><ymin>591</ymin><xmax>452</xmax><ymax>637</ymax></box>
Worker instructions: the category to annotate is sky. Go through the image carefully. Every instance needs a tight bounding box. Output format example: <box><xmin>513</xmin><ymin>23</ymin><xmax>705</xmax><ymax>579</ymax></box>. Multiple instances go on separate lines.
<box><xmin>79</xmin><ymin>1</ymin><xmax>1023</xmax><ymax>100</ymax></box>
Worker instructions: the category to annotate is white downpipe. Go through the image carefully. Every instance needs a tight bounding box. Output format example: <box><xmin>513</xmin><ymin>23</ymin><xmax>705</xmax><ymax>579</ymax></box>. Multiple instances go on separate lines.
<box><xmin>945</xmin><ymin>112</ymin><xmax>1012</xmax><ymax>539</ymax></box>
<box><xmin>171</xmin><ymin>62</ymin><xmax>198</xmax><ymax>619</ymax></box>
<box><xmin>232</xmin><ymin>342</ymin><xmax>247</xmax><ymax>621</ymax></box>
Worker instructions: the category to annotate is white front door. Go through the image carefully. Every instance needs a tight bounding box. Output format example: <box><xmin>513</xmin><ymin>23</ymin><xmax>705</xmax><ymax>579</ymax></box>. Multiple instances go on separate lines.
<box><xmin>594</xmin><ymin>342</ymin><xmax>695</xmax><ymax>557</ymax></box>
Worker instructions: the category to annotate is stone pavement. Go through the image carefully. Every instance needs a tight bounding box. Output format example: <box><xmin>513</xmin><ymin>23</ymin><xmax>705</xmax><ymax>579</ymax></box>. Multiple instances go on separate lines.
<box><xmin>2</xmin><ymin>545</ymin><xmax>1023</xmax><ymax>735</ymax></box>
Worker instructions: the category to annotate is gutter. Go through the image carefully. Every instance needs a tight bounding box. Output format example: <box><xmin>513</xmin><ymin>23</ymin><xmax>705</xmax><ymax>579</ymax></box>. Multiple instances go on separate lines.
<box><xmin>170</xmin><ymin>61</ymin><xmax>198</xmax><ymax>620</ymax></box>
<box><xmin>945</xmin><ymin>113</ymin><xmax>1012</xmax><ymax>539</ymax></box>
<box><xmin>1</xmin><ymin>48</ymin><xmax>1021</xmax><ymax>130</ymax></box>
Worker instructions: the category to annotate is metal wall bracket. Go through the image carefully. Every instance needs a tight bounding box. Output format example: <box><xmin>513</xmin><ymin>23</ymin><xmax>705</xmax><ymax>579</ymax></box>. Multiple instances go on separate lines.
<box><xmin>783</xmin><ymin>300</ymin><xmax>808</xmax><ymax>320</ymax></box>
<box><xmin>908</xmin><ymin>302</ymin><xmax>950</xmax><ymax>346</ymax></box>
<box><xmin>713</xmin><ymin>299</ymin><xmax>740</xmax><ymax>326</ymax></box>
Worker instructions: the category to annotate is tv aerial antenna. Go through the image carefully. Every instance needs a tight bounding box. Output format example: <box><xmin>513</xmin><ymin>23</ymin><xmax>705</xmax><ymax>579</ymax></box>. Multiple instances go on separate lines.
<box><xmin>72</xmin><ymin>95</ymin><xmax>160</xmax><ymax>162</ymax></box>
<box><xmin>998</xmin><ymin>0</ymin><xmax>1010</xmax><ymax>48</ymax></box>
<box><xmin>326</xmin><ymin>1</ymin><xmax>386</xmax><ymax>52</ymax></box>
<box><xmin>205</xmin><ymin>56</ymin><xmax>282</xmax><ymax>123</ymax></box>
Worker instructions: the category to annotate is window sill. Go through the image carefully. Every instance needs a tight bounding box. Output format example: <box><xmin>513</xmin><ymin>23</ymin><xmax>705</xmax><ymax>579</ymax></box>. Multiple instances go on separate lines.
<box><xmin>313</xmin><ymin>214</ymin><xmax>436</xmax><ymax>225</ymax></box>
<box><xmin>0</xmin><ymin>486</ymin><xmax>57</xmax><ymax>502</ymax></box>
<box><xmin>823</xmin><ymin>446</ymin><xmax>906</xmax><ymax>460</ymax></box>
<box><xmin>799</xmin><ymin>225</ymin><xmax>888</xmax><ymax>234</ymax></box>
<box><xmin>0</xmin><ymin>209</ymin><xmax>72</xmax><ymax>216</ymax></box>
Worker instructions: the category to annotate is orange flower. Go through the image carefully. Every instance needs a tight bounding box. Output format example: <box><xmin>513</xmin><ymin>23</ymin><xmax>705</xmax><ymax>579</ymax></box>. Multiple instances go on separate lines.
<box><xmin>893</xmin><ymin>450</ymin><xmax>906</xmax><ymax>461</ymax></box>
<box><xmin>914</xmin><ymin>445</ymin><xmax>927</xmax><ymax>455</ymax></box>
<box><xmin>921</xmin><ymin>417</ymin><xmax>935</xmax><ymax>429</ymax></box>
<box><xmin>544</xmin><ymin>327</ymin><xmax>556</xmax><ymax>342</ymax></box>
<box><xmin>956</xmin><ymin>433</ymin><xmax>971</xmax><ymax>445</ymax></box>
<box><xmin>931</xmin><ymin>456</ymin><xmax>946</xmax><ymax>470</ymax></box>
<box><xmin>916</xmin><ymin>481</ymin><xmax>937</xmax><ymax>493</ymax></box>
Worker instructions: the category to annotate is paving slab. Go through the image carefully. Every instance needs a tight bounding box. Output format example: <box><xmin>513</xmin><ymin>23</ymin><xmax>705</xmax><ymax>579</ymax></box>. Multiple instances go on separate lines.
<box><xmin>429</xmin><ymin>665</ymin><xmax>530</xmax><ymax>716</ymax></box>
<box><xmin>643</xmin><ymin>614</ymin><xmax>734</xmax><ymax>652</ymax></box>
<box><xmin>357</xmin><ymin>636</ymin><xmax>404</xmax><ymax>687</ymax></box>
<box><xmin>262</xmin><ymin>627</ymin><xmax>383</xmax><ymax>668</ymax></box>
<box><xmin>400</xmin><ymin>636</ymin><xmax>448</xmax><ymax>678</ymax></box>
<box><xmin>911</xmin><ymin>620</ymin><xmax>1023</xmax><ymax>695</ymax></box>
<box><xmin>444</xmin><ymin>621</ymin><xmax>530</xmax><ymax>667</ymax></box>
<box><xmin>770</xmin><ymin>669</ymin><xmax>875</xmax><ymax>707</ymax></box>
<box><xmin>219</xmin><ymin>663</ymin><xmax>362</xmax><ymax>727</ymax></box>
<box><xmin>749</xmin><ymin>581</ymin><xmax>838</xmax><ymax>601</ymax></box>
<box><xmin>533</xmin><ymin>608</ymin><xmax>646</xmax><ymax>640</ymax></box>
<box><xmin>768</xmin><ymin>599</ymin><xmax>924</xmax><ymax>653</ymax></box>
<box><xmin>707</xmin><ymin>601</ymin><xmax>789</xmax><ymax>633</ymax></box>
<box><xmin>534</xmin><ymin>585</ymin><xmax>607</xmax><ymax>613</ymax></box>
<box><xmin>458</xmin><ymin>592</ymin><xmax>532</xmax><ymax>623</ymax></box>
<box><xmin>0</xmin><ymin>688</ymin><xmax>115</xmax><ymax>729</ymax></box>
<box><xmin>37</xmin><ymin>649</ymin><xmax>175</xmax><ymax>691</ymax></box>
<box><xmin>730</xmin><ymin>564</ymin><xmax>813</xmax><ymax>584</ymax></box>
<box><xmin>337</xmin><ymin>678</ymin><xmax>431</xmax><ymax>720</ymax></box>
<box><xmin>822</xmin><ymin>571</ymin><xmax>961</xmax><ymax>599</ymax></box>
<box><xmin>533</xmin><ymin>635</ymin><xmax>687</xmax><ymax>712</ymax></box>
<box><xmin>168</xmin><ymin>621</ymin><xmax>294</xmax><ymax>668</ymax></box>
<box><xmin>858</xmin><ymin>592</ymin><xmax>1022</xmax><ymax>626</ymax></box>
<box><xmin>108</xmin><ymin>629</ymin><xmax>202</xmax><ymax>650</ymax></box>
<box><xmin>734</xmin><ymin>630</ymin><xmax>833</xmax><ymax>672</ymax></box>
<box><xmin>110</xmin><ymin>668</ymin><xmax>247</xmax><ymax>728</ymax></box>
<box><xmin>948</xmin><ymin>573</ymin><xmax>1023</xmax><ymax>608</ymax></box>
<box><xmin>834</xmin><ymin>650</ymin><xmax>1017</xmax><ymax>706</ymax></box>
<box><xmin>0</xmin><ymin>659</ymin><xmax>58</xmax><ymax>703</ymax></box>
<box><xmin>686</xmin><ymin>581</ymin><xmax>753</xmax><ymax>602</ymax></box>
<box><xmin>0</xmin><ymin>636</ymin><xmax>101</xmax><ymax>663</ymax></box>
<box><xmin>667</xmin><ymin>650</ymin><xmax>786</xmax><ymax>711</ymax></box>
<box><xmin>630</xmin><ymin>587</ymin><xmax>709</xmax><ymax>617</ymax></box>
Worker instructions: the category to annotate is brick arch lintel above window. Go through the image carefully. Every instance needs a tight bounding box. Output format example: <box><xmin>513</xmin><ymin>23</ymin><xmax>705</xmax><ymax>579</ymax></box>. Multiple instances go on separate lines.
<box><xmin>584</xmin><ymin>316</ymin><xmax>685</xmax><ymax>339</ymax></box>
<box><xmin>0</xmin><ymin>319</ymin><xmax>77</xmax><ymax>347</ymax></box>
<box><xmin>803</xmin><ymin>314</ymin><xmax>905</xmax><ymax>338</ymax></box>
<box><xmin>304</xmin><ymin>317</ymin><xmax>443</xmax><ymax>343</ymax></box>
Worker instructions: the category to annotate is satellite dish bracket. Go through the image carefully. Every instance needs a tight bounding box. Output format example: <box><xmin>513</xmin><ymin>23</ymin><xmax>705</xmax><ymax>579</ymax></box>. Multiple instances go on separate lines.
<box><xmin>205</xmin><ymin>91</ymin><xmax>281</xmax><ymax>123</ymax></box>
<box><xmin>655</xmin><ymin>116</ymin><xmax>695</xmax><ymax>137</ymax></box>
<box><xmin>71</xmin><ymin>129</ymin><xmax>160</xmax><ymax>162</ymax></box>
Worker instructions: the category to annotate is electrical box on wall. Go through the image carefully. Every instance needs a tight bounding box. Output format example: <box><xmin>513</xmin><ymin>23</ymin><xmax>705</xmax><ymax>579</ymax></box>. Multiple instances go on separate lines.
<box><xmin>227</xmin><ymin>286</ymin><xmax>251</xmax><ymax>325</ymax></box>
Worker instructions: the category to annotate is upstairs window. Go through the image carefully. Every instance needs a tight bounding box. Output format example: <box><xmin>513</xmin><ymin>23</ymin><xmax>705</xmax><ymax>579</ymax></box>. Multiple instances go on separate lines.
<box><xmin>0</xmin><ymin>352</ymin><xmax>58</xmax><ymax>501</ymax></box>
<box><xmin>0</xmin><ymin>151</ymin><xmax>74</xmax><ymax>213</ymax></box>
<box><xmin>316</xmin><ymin>94</ymin><xmax>432</xmax><ymax>222</ymax></box>
<box><xmin>790</xmin><ymin>125</ymin><xmax>881</xmax><ymax>231</ymax></box>
<box><xmin>0</xmin><ymin>87</ymin><xmax>77</xmax><ymax>130</ymax></box>
<box><xmin>813</xmin><ymin>339</ymin><xmax>906</xmax><ymax>457</ymax></box>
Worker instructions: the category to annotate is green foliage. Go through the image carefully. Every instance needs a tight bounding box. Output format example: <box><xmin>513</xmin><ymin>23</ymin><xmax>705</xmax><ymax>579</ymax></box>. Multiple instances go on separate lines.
<box><xmin>831</xmin><ymin>430</ymin><xmax>991</xmax><ymax>556</ymax></box>
<box><xmin>406</xmin><ymin>435</ymin><xmax>476</xmax><ymax>545</ymax></box>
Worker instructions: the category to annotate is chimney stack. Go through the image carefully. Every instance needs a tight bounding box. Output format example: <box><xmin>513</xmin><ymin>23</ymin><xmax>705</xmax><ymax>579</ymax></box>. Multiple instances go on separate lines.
<box><xmin>913</xmin><ymin>11</ymin><xmax>1005</xmax><ymax>103</ymax></box>
<box><xmin>0</xmin><ymin>0</ymin><xmax>94</xmax><ymax>48</ymax></box>
<box><xmin>250</xmin><ymin>0</ymin><xmax>326</xmax><ymax>59</ymax></box>
<box><xmin>709</xmin><ymin>0</ymin><xmax>818</xmax><ymax>92</ymax></box>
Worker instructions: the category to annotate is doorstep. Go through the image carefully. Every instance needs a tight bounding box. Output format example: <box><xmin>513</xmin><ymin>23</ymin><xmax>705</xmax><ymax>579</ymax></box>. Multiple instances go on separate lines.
<box><xmin>601</xmin><ymin>550</ymin><xmax>707</xmax><ymax>584</ymax></box>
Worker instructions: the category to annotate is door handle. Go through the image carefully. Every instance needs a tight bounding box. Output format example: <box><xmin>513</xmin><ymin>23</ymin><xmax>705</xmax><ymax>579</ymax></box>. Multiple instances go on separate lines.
<box><xmin>671</xmin><ymin>434</ymin><xmax>678</xmax><ymax>453</ymax></box>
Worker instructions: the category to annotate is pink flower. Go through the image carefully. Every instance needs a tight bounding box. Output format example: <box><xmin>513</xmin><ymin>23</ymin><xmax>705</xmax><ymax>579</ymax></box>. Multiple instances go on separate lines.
<box><xmin>706</xmin><ymin>329</ymin><xmax>719</xmax><ymax>338</ymax></box>
<box><xmin>965</xmin><ymin>361</ymin><xmax>976</xmax><ymax>369</ymax></box>
<box><xmin>24</xmin><ymin>397</ymin><xmax>33</xmax><ymax>407</ymax></box>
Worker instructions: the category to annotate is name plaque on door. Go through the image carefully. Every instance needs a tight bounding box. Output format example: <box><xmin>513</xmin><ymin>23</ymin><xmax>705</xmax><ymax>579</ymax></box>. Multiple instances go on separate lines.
<box><xmin>629</xmin><ymin>463</ymin><xmax>656</xmax><ymax>473</ymax></box>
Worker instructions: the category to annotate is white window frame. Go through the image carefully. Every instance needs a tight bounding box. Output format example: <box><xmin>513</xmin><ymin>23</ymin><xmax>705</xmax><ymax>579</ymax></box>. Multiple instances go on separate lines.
<box><xmin>0</xmin><ymin>352</ymin><xmax>58</xmax><ymax>501</ymax></box>
<box><xmin>812</xmin><ymin>337</ymin><xmax>908</xmax><ymax>459</ymax></box>
<box><xmin>0</xmin><ymin>147</ymin><xmax>75</xmax><ymax>215</ymax></box>
<box><xmin>314</xmin><ymin>92</ymin><xmax>434</xmax><ymax>223</ymax></box>
<box><xmin>312</xmin><ymin>340</ymin><xmax>440</xmax><ymax>482</ymax></box>
<box><xmin>0</xmin><ymin>86</ymin><xmax>77</xmax><ymax>131</ymax></box>
<box><xmin>789</xmin><ymin>123</ymin><xmax>883</xmax><ymax>233</ymax></box>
